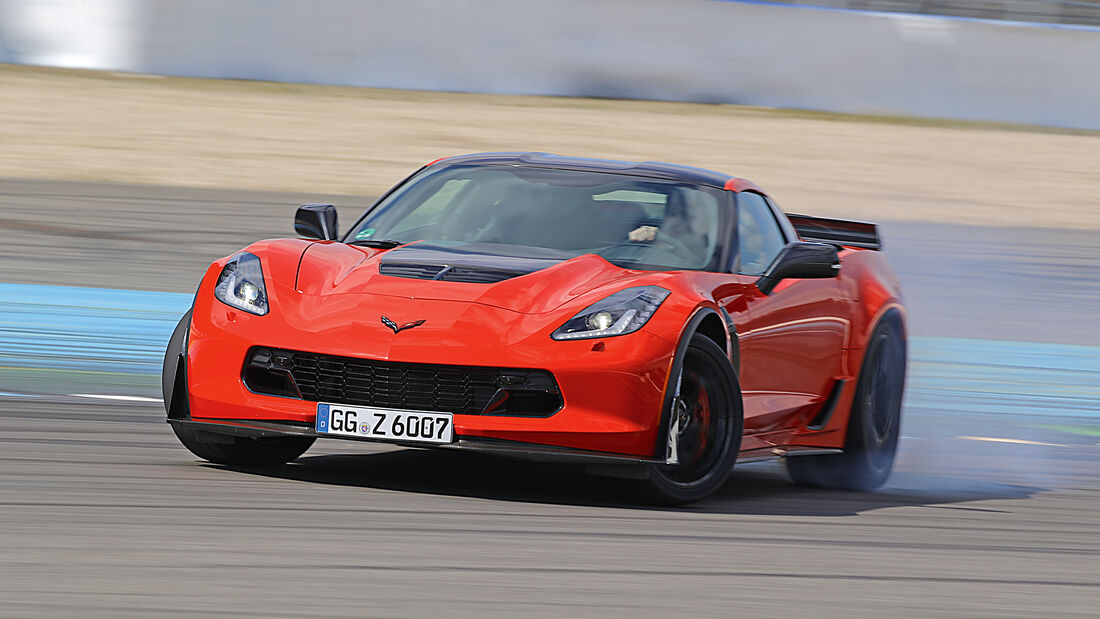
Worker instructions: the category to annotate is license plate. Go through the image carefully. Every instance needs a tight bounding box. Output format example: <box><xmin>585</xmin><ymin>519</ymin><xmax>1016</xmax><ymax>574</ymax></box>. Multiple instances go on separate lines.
<box><xmin>315</xmin><ymin>403</ymin><xmax>454</xmax><ymax>445</ymax></box>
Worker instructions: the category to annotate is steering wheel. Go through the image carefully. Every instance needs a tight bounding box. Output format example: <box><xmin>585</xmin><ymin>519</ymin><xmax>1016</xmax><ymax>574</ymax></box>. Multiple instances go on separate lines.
<box><xmin>600</xmin><ymin>230</ymin><xmax>696</xmax><ymax>263</ymax></box>
<box><xmin>650</xmin><ymin>230</ymin><xmax>696</xmax><ymax>260</ymax></box>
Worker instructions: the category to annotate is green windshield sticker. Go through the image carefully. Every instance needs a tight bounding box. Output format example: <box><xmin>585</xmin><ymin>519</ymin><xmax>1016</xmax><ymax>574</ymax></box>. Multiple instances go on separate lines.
<box><xmin>355</xmin><ymin>228</ymin><xmax>376</xmax><ymax>240</ymax></box>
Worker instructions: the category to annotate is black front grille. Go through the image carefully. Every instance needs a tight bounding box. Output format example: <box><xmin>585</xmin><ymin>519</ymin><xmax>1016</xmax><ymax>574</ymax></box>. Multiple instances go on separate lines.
<box><xmin>243</xmin><ymin>347</ymin><xmax>562</xmax><ymax>417</ymax></box>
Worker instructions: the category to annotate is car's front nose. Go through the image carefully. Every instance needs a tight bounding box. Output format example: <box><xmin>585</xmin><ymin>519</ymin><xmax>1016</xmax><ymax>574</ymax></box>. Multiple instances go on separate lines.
<box><xmin>185</xmin><ymin>277</ymin><xmax>677</xmax><ymax>457</ymax></box>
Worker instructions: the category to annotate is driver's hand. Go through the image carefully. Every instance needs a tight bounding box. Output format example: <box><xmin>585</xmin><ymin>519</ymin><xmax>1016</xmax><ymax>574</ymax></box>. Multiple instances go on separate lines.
<box><xmin>628</xmin><ymin>225</ymin><xmax>658</xmax><ymax>242</ymax></box>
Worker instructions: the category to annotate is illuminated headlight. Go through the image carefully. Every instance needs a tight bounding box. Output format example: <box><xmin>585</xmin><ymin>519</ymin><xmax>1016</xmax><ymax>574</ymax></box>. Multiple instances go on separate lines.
<box><xmin>551</xmin><ymin>286</ymin><xmax>670</xmax><ymax>340</ymax></box>
<box><xmin>213</xmin><ymin>252</ymin><xmax>269</xmax><ymax>315</ymax></box>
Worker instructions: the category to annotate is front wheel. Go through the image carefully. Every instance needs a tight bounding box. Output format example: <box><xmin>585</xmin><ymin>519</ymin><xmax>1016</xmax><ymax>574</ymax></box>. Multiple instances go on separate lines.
<box><xmin>786</xmin><ymin>310</ymin><xmax>906</xmax><ymax>490</ymax></box>
<box><xmin>620</xmin><ymin>334</ymin><xmax>743</xmax><ymax>505</ymax></box>
<box><xmin>172</xmin><ymin>424</ymin><xmax>315</xmax><ymax>467</ymax></box>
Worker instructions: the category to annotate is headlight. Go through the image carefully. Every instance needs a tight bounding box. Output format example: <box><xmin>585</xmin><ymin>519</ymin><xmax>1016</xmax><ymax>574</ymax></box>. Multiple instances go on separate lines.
<box><xmin>213</xmin><ymin>252</ymin><xmax>269</xmax><ymax>315</ymax></box>
<box><xmin>551</xmin><ymin>286</ymin><xmax>670</xmax><ymax>340</ymax></box>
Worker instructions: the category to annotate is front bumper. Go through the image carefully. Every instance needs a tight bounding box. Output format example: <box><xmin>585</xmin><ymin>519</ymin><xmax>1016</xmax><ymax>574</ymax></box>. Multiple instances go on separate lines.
<box><xmin>184</xmin><ymin>286</ymin><xmax>678</xmax><ymax>457</ymax></box>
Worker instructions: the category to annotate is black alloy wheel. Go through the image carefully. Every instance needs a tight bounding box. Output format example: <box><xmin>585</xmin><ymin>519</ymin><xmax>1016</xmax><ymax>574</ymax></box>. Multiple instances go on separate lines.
<box><xmin>786</xmin><ymin>310</ymin><xmax>907</xmax><ymax>490</ymax></box>
<box><xmin>621</xmin><ymin>334</ymin><xmax>743</xmax><ymax>505</ymax></box>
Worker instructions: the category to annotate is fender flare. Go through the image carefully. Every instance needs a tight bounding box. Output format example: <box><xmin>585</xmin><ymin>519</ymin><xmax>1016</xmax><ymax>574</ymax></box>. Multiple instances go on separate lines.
<box><xmin>847</xmin><ymin>300</ymin><xmax>907</xmax><ymax>373</ymax></box>
<box><xmin>651</xmin><ymin>307</ymin><xmax>737</xmax><ymax>459</ymax></box>
<box><xmin>162</xmin><ymin>308</ymin><xmax>193</xmax><ymax>420</ymax></box>
<box><xmin>840</xmin><ymin>305</ymin><xmax>907</xmax><ymax>450</ymax></box>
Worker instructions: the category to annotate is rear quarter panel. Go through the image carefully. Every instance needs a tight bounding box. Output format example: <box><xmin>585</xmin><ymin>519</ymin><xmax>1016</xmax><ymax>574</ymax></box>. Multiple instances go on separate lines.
<box><xmin>837</xmin><ymin>248</ymin><xmax>907</xmax><ymax>351</ymax></box>
<box><xmin>777</xmin><ymin>246</ymin><xmax>905</xmax><ymax>449</ymax></box>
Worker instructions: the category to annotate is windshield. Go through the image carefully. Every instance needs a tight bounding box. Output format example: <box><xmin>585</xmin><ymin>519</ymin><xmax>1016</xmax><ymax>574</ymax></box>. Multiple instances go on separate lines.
<box><xmin>346</xmin><ymin>164</ymin><xmax>728</xmax><ymax>271</ymax></box>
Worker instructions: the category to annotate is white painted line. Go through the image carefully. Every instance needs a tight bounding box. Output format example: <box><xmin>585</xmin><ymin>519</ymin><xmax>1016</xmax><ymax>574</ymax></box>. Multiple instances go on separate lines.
<box><xmin>71</xmin><ymin>393</ymin><xmax>163</xmax><ymax>403</ymax></box>
<box><xmin>0</xmin><ymin>392</ymin><xmax>39</xmax><ymax>398</ymax></box>
<box><xmin>956</xmin><ymin>435</ymin><xmax>1066</xmax><ymax>447</ymax></box>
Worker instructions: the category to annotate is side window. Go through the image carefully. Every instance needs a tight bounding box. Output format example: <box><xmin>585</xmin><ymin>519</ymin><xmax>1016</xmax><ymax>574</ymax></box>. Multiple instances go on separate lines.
<box><xmin>737</xmin><ymin>193</ymin><xmax>787</xmax><ymax>276</ymax></box>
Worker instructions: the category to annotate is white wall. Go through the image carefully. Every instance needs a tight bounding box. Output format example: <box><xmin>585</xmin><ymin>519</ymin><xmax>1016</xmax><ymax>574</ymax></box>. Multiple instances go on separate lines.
<box><xmin>1</xmin><ymin>0</ymin><xmax>1098</xmax><ymax>129</ymax></box>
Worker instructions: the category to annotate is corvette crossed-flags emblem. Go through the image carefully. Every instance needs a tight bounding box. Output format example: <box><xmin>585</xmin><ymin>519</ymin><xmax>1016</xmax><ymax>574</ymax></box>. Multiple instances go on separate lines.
<box><xmin>381</xmin><ymin>315</ymin><xmax>426</xmax><ymax>334</ymax></box>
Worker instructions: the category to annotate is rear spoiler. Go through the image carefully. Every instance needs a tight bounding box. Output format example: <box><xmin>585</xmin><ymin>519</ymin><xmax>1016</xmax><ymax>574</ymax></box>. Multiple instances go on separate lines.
<box><xmin>786</xmin><ymin>214</ymin><xmax>881</xmax><ymax>250</ymax></box>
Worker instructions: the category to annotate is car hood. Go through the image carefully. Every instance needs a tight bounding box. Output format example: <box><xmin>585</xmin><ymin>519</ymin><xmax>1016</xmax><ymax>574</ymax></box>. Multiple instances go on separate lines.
<box><xmin>292</xmin><ymin>241</ymin><xmax>666</xmax><ymax>315</ymax></box>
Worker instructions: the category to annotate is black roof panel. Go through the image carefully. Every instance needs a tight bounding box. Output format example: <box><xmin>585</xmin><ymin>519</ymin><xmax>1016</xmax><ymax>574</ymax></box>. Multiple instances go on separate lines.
<box><xmin>435</xmin><ymin>152</ymin><xmax>735</xmax><ymax>189</ymax></box>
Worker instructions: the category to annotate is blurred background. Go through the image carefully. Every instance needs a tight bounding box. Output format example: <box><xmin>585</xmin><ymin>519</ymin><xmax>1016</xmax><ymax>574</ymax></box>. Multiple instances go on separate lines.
<box><xmin>0</xmin><ymin>1</ymin><xmax>1097</xmax><ymax>617</ymax></box>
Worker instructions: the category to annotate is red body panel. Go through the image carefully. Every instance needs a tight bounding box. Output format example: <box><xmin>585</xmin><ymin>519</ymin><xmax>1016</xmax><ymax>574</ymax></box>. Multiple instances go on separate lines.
<box><xmin>183</xmin><ymin>170</ymin><xmax>904</xmax><ymax>461</ymax></box>
<box><xmin>736</xmin><ymin>276</ymin><xmax>852</xmax><ymax>430</ymax></box>
<box><xmin>188</xmin><ymin>242</ymin><xmax>689</xmax><ymax>456</ymax></box>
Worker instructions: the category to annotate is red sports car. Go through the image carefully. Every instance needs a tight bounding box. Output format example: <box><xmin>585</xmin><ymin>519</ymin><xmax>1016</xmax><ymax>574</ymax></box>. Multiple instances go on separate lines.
<box><xmin>163</xmin><ymin>152</ymin><xmax>907</xmax><ymax>504</ymax></box>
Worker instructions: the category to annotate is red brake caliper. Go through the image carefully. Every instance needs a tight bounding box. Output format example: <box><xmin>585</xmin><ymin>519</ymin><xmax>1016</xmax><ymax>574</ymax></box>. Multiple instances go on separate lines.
<box><xmin>694</xmin><ymin>385</ymin><xmax>711</xmax><ymax>460</ymax></box>
<box><xmin>683</xmin><ymin>369</ymin><xmax>711</xmax><ymax>461</ymax></box>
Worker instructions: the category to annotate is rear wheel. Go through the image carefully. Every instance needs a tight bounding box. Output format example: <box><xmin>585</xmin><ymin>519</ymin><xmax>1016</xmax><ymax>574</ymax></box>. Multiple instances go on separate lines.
<box><xmin>786</xmin><ymin>310</ymin><xmax>906</xmax><ymax>490</ymax></box>
<box><xmin>172</xmin><ymin>424</ymin><xmax>315</xmax><ymax>467</ymax></box>
<box><xmin>620</xmin><ymin>334</ymin><xmax>743</xmax><ymax>505</ymax></box>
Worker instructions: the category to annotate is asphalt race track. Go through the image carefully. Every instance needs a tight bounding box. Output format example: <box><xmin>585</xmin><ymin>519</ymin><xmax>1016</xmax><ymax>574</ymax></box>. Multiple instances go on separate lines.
<box><xmin>1</xmin><ymin>179</ymin><xmax>1098</xmax><ymax>616</ymax></box>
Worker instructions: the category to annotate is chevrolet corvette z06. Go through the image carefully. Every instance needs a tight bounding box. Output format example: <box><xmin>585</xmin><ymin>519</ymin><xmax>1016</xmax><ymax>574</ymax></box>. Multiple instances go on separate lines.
<box><xmin>163</xmin><ymin>152</ymin><xmax>906</xmax><ymax>504</ymax></box>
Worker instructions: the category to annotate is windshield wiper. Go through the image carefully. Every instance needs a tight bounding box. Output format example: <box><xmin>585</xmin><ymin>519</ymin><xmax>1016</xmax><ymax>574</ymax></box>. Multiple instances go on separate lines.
<box><xmin>349</xmin><ymin>239</ymin><xmax>404</xmax><ymax>249</ymax></box>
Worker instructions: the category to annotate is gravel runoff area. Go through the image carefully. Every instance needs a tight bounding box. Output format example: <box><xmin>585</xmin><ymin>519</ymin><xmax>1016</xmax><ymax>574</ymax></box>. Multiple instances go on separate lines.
<box><xmin>2</xmin><ymin>64</ymin><xmax>1098</xmax><ymax>229</ymax></box>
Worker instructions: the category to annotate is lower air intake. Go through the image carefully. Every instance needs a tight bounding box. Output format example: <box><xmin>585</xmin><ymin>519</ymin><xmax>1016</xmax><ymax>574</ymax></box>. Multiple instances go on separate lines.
<box><xmin>243</xmin><ymin>347</ymin><xmax>562</xmax><ymax>417</ymax></box>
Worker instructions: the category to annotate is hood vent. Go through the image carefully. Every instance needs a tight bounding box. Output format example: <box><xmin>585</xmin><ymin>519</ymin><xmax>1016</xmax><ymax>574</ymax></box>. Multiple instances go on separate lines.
<box><xmin>379</xmin><ymin>262</ymin><xmax>448</xmax><ymax>280</ymax></box>
<box><xmin>376</xmin><ymin>242</ymin><xmax>573</xmax><ymax>284</ymax></box>
<box><xmin>379</xmin><ymin>262</ymin><xmax>523</xmax><ymax>284</ymax></box>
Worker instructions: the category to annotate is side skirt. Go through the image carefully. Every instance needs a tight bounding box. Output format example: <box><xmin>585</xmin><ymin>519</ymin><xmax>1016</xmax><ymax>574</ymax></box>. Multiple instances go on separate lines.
<box><xmin>736</xmin><ymin>445</ymin><xmax>843</xmax><ymax>464</ymax></box>
<box><xmin>589</xmin><ymin>445</ymin><xmax>844</xmax><ymax>479</ymax></box>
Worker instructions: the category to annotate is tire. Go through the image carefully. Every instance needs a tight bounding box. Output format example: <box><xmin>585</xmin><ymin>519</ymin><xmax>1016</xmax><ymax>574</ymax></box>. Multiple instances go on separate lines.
<box><xmin>172</xmin><ymin>423</ymin><xmax>315</xmax><ymax>467</ymax></box>
<box><xmin>162</xmin><ymin>310</ymin><xmax>191</xmax><ymax>413</ymax></box>
<box><xmin>163</xmin><ymin>311</ymin><xmax>315</xmax><ymax>467</ymax></box>
<box><xmin>619</xmin><ymin>334</ymin><xmax>743</xmax><ymax>505</ymax></box>
<box><xmin>786</xmin><ymin>310</ymin><xmax>906</xmax><ymax>490</ymax></box>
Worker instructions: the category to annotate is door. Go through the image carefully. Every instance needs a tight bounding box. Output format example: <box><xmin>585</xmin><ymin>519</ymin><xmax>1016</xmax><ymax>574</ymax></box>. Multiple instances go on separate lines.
<box><xmin>724</xmin><ymin>193</ymin><xmax>852</xmax><ymax>434</ymax></box>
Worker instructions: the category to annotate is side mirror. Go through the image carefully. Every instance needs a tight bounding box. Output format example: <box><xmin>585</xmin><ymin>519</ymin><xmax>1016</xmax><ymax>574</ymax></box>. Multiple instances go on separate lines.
<box><xmin>295</xmin><ymin>204</ymin><xmax>338</xmax><ymax>240</ymax></box>
<box><xmin>756</xmin><ymin>242</ymin><xmax>839</xmax><ymax>295</ymax></box>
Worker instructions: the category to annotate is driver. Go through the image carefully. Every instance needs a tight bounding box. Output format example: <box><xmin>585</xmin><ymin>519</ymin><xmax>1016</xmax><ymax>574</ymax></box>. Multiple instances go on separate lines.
<box><xmin>626</xmin><ymin>196</ymin><xmax>709</xmax><ymax>261</ymax></box>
